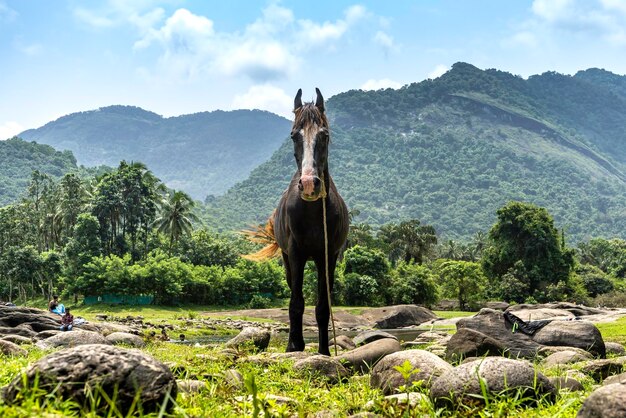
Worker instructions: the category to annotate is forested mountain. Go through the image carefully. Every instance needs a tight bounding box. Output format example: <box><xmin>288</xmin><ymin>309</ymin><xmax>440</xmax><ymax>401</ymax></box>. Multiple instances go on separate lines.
<box><xmin>202</xmin><ymin>63</ymin><xmax>626</xmax><ymax>242</ymax></box>
<box><xmin>19</xmin><ymin>107</ymin><xmax>291</xmax><ymax>200</ymax></box>
<box><xmin>0</xmin><ymin>137</ymin><xmax>78</xmax><ymax>205</ymax></box>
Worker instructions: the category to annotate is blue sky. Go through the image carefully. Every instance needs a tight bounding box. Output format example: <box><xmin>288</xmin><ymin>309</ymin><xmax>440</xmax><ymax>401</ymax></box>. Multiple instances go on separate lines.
<box><xmin>2</xmin><ymin>0</ymin><xmax>626</xmax><ymax>139</ymax></box>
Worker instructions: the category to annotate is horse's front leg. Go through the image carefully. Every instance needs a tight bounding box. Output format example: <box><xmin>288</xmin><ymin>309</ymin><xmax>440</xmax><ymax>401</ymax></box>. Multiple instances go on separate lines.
<box><xmin>314</xmin><ymin>254</ymin><xmax>337</xmax><ymax>356</ymax></box>
<box><xmin>286</xmin><ymin>247</ymin><xmax>306</xmax><ymax>352</ymax></box>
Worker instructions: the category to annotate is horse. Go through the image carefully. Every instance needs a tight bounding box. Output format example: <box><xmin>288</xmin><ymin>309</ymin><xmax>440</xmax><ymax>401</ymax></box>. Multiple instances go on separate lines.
<box><xmin>245</xmin><ymin>88</ymin><xmax>349</xmax><ymax>355</ymax></box>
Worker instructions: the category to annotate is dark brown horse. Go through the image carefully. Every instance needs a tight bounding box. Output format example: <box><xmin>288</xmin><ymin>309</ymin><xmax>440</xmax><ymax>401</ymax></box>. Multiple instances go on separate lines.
<box><xmin>246</xmin><ymin>88</ymin><xmax>349</xmax><ymax>355</ymax></box>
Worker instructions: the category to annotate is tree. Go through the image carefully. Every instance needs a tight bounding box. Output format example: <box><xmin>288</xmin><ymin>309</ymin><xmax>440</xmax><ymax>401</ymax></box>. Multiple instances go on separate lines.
<box><xmin>482</xmin><ymin>202</ymin><xmax>574</xmax><ymax>302</ymax></box>
<box><xmin>153</xmin><ymin>191</ymin><xmax>199</xmax><ymax>253</ymax></box>
<box><xmin>342</xmin><ymin>245</ymin><xmax>391</xmax><ymax>304</ymax></box>
<box><xmin>390</xmin><ymin>262</ymin><xmax>439</xmax><ymax>307</ymax></box>
<box><xmin>378</xmin><ymin>219</ymin><xmax>437</xmax><ymax>264</ymax></box>
<box><xmin>435</xmin><ymin>260</ymin><xmax>486</xmax><ymax>310</ymax></box>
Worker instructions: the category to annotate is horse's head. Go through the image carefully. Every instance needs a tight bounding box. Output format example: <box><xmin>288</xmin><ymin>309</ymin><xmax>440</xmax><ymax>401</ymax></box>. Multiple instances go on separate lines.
<box><xmin>291</xmin><ymin>88</ymin><xmax>329</xmax><ymax>202</ymax></box>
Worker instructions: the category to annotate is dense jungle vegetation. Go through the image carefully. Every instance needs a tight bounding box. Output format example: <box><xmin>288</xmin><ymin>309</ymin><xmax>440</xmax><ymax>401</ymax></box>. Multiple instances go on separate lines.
<box><xmin>1</xmin><ymin>161</ymin><xmax>625</xmax><ymax>310</ymax></box>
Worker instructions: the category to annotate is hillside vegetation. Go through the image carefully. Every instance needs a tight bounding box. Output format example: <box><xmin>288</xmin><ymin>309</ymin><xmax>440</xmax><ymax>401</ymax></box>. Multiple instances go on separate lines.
<box><xmin>19</xmin><ymin>107</ymin><xmax>291</xmax><ymax>200</ymax></box>
<box><xmin>202</xmin><ymin>63</ymin><xmax>626</xmax><ymax>241</ymax></box>
<box><xmin>0</xmin><ymin>138</ymin><xmax>78</xmax><ymax>206</ymax></box>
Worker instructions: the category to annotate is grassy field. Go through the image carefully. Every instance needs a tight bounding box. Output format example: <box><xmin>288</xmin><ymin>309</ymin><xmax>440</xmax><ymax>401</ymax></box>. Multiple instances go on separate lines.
<box><xmin>0</xmin><ymin>305</ymin><xmax>623</xmax><ymax>417</ymax></box>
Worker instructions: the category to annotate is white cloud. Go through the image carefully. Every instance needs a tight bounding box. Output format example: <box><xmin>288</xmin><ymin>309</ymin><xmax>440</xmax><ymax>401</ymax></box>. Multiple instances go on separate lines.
<box><xmin>373</xmin><ymin>31</ymin><xmax>395</xmax><ymax>50</ymax></box>
<box><xmin>0</xmin><ymin>121</ymin><xmax>24</xmax><ymax>140</ymax></box>
<box><xmin>129</xmin><ymin>3</ymin><xmax>384</xmax><ymax>82</ymax></box>
<box><xmin>13</xmin><ymin>38</ymin><xmax>43</xmax><ymax>56</ymax></box>
<box><xmin>427</xmin><ymin>64</ymin><xmax>449</xmax><ymax>79</ymax></box>
<box><xmin>361</xmin><ymin>78</ymin><xmax>402</xmax><ymax>91</ymax></box>
<box><xmin>231</xmin><ymin>85</ymin><xmax>293</xmax><ymax>119</ymax></box>
<box><xmin>508</xmin><ymin>0</ymin><xmax>626</xmax><ymax>48</ymax></box>
<box><xmin>0</xmin><ymin>1</ymin><xmax>17</xmax><ymax>21</ymax></box>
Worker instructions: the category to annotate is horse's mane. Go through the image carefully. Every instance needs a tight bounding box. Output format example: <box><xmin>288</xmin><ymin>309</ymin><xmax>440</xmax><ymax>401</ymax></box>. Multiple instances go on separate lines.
<box><xmin>292</xmin><ymin>103</ymin><xmax>328</xmax><ymax>135</ymax></box>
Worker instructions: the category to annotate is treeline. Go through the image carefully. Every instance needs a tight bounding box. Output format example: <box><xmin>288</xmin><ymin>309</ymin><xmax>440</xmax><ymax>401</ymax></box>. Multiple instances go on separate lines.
<box><xmin>1</xmin><ymin>165</ymin><xmax>625</xmax><ymax>309</ymax></box>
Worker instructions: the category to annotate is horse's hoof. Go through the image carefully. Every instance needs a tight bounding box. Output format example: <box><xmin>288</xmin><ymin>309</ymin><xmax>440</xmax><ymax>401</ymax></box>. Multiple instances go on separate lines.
<box><xmin>286</xmin><ymin>342</ymin><xmax>305</xmax><ymax>352</ymax></box>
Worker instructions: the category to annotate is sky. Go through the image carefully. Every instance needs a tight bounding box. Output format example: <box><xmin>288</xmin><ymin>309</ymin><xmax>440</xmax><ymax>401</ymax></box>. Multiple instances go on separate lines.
<box><xmin>2</xmin><ymin>0</ymin><xmax>626</xmax><ymax>139</ymax></box>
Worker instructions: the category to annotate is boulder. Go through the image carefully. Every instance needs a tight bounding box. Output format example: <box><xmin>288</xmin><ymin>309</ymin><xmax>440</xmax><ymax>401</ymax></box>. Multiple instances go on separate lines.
<box><xmin>0</xmin><ymin>339</ymin><xmax>28</xmax><ymax>356</ymax></box>
<box><xmin>580</xmin><ymin>358</ymin><xmax>626</xmax><ymax>382</ymax></box>
<box><xmin>293</xmin><ymin>355</ymin><xmax>350</xmax><ymax>384</ymax></box>
<box><xmin>0</xmin><ymin>325</ymin><xmax>36</xmax><ymax>338</ymax></box>
<box><xmin>362</xmin><ymin>305</ymin><xmax>437</xmax><ymax>329</ymax></box>
<box><xmin>370</xmin><ymin>349</ymin><xmax>453</xmax><ymax>395</ymax></box>
<box><xmin>2</xmin><ymin>344</ymin><xmax>177</xmax><ymax>414</ymax></box>
<box><xmin>353</xmin><ymin>330</ymin><xmax>398</xmax><ymax>347</ymax></box>
<box><xmin>364</xmin><ymin>392</ymin><xmax>430</xmax><ymax>410</ymax></box>
<box><xmin>446</xmin><ymin>309</ymin><xmax>543</xmax><ymax>359</ymax></box>
<box><xmin>177</xmin><ymin>379</ymin><xmax>206</xmax><ymax>394</ymax></box>
<box><xmin>532</xmin><ymin>321</ymin><xmax>606</xmax><ymax>358</ymax></box>
<box><xmin>603</xmin><ymin>372</ymin><xmax>626</xmax><ymax>386</ymax></box>
<box><xmin>225</xmin><ymin>327</ymin><xmax>270</xmax><ymax>351</ymax></box>
<box><xmin>430</xmin><ymin>357</ymin><xmax>556</xmax><ymax>407</ymax></box>
<box><xmin>577</xmin><ymin>382</ymin><xmax>626</xmax><ymax>418</ymax></box>
<box><xmin>105</xmin><ymin>332</ymin><xmax>145</xmax><ymax>348</ymax></box>
<box><xmin>337</xmin><ymin>338</ymin><xmax>401</xmax><ymax>373</ymax></box>
<box><xmin>507</xmin><ymin>308</ymin><xmax>574</xmax><ymax>321</ymax></box>
<box><xmin>330</xmin><ymin>335</ymin><xmax>356</xmax><ymax>350</ymax></box>
<box><xmin>36</xmin><ymin>329</ymin><xmax>110</xmax><ymax>349</ymax></box>
<box><xmin>605</xmin><ymin>342</ymin><xmax>626</xmax><ymax>357</ymax></box>
<box><xmin>34</xmin><ymin>330</ymin><xmax>63</xmax><ymax>340</ymax></box>
<box><xmin>507</xmin><ymin>302</ymin><xmax>605</xmax><ymax>317</ymax></box>
<box><xmin>542</xmin><ymin>350</ymin><xmax>593</xmax><ymax>368</ymax></box>
<box><xmin>223</xmin><ymin>369</ymin><xmax>244</xmax><ymax>390</ymax></box>
<box><xmin>1</xmin><ymin>334</ymin><xmax>32</xmax><ymax>345</ymax></box>
<box><xmin>548</xmin><ymin>376</ymin><xmax>584</xmax><ymax>392</ymax></box>
<box><xmin>483</xmin><ymin>301</ymin><xmax>510</xmax><ymax>311</ymax></box>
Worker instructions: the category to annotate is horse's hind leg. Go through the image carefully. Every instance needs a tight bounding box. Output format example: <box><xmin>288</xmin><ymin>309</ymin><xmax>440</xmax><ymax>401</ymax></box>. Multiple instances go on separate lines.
<box><xmin>286</xmin><ymin>249</ymin><xmax>306</xmax><ymax>352</ymax></box>
<box><xmin>314</xmin><ymin>254</ymin><xmax>337</xmax><ymax>356</ymax></box>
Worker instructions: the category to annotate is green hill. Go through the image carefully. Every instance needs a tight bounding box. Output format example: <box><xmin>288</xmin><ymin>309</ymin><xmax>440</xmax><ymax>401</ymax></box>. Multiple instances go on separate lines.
<box><xmin>19</xmin><ymin>106</ymin><xmax>291</xmax><ymax>200</ymax></box>
<box><xmin>0</xmin><ymin>137</ymin><xmax>78</xmax><ymax>205</ymax></box>
<box><xmin>201</xmin><ymin>63</ymin><xmax>626</xmax><ymax>242</ymax></box>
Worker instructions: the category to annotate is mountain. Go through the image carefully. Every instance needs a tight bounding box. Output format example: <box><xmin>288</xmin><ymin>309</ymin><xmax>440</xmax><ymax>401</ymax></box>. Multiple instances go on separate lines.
<box><xmin>0</xmin><ymin>137</ymin><xmax>78</xmax><ymax>205</ymax></box>
<box><xmin>201</xmin><ymin>63</ymin><xmax>626</xmax><ymax>242</ymax></box>
<box><xmin>19</xmin><ymin>106</ymin><xmax>291</xmax><ymax>200</ymax></box>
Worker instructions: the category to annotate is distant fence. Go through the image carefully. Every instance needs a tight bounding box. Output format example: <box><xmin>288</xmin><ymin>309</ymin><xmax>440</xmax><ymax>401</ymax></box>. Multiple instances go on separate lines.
<box><xmin>83</xmin><ymin>294</ymin><xmax>154</xmax><ymax>305</ymax></box>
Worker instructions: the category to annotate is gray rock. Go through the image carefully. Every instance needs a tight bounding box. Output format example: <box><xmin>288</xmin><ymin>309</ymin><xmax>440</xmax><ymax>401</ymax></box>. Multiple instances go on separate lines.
<box><xmin>364</xmin><ymin>392</ymin><xmax>429</xmax><ymax>410</ymax></box>
<box><xmin>0</xmin><ymin>305</ymin><xmax>60</xmax><ymax>331</ymax></box>
<box><xmin>538</xmin><ymin>346</ymin><xmax>593</xmax><ymax>358</ymax></box>
<box><xmin>0</xmin><ymin>339</ymin><xmax>28</xmax><ymax>356</ymax></box>
<box><xmin>331</xmin><ymin>335</ymin><xmax>356</xmax><ymax>350</ymax></box>
<box><xmin>577</xmin><ymin>382</ymin><xmax>626</xmax><ymax>418</ymax></box>
<box><xmin>36</xmin><ymin>329</ymin><xmax>111</xmax><ymax>349</ymax></box>
<box><xmin>580</xmin><ymin>358</ymin><xmax>625</xmax><ymax>382</ymax></box>
<box><xmin>446</xmin><ymin>309</ymin><xmax>542</xmax><ymax>359</ymax></box>
<box><xmin>532</xmin><ymin>320</ymin><xmax>606</xmax><ymax>358</ymax></box>
<box><xmin>430</xmin><ymin>357</ymin><xmax>556</xmax><ymax>407</ymax></box>
<box><xmin>548</xmin><ymin>376</ymin><xmax>584</xmax><ymax>392</ymax></box>
<box><xmin>542</xmin><ymin>350</ymin><xmax>593</xmax><ymax>368</ymax></box>
<box><xmin>605</xmin><ymin>342</ymin><xmax>626</xmax><ymax>357</ymax></box>
<box><xmin>223</xmin><ymin>369</ymin><xmax>244</xmax><ymax>390</ymax></box>
<box><xmin>337</xmin><ymin>338</ymin><xmax>401</xmax><ymax>373</ymax></box>
<box><xmin>0</xmin><ymin>325</ymin><xmax>36</xmax><ymax>338</ymax></box>
<box><xmin>483</xmin><ymin>301</ymin><xmax>510</xmax><ymax>311</ymax></box>
<box><xmin>362</xmin><ymin>305</ymin><xmax>438</xmax><ymax>329</ymax></box>
<box><xmin>294</xmin><ymin>355</ymin><xmax>350</xmax><ymax>384</ymax></box>
<box><xmin>177</xmin><ymin>379</ymin><xmax>205</xmax><ymax>394</ymax></box>
<box><xmin>105</xmin><ymin>332</ymin><xmax>145</xmax><ymax>348</ymax></box>
<box><xmin>507</xmin><ymin>302</ymin><xmax>605</xmax><ymax>317</ymax></box>
<box><xmin>508</xmin><ymin>308</ymin><xmax>574</xmax><ymax>321</ymax></box>
<box><xmin>2</xmin><ymin>344</ymin><xmax>177</xmax><ymax>414</ymax></box>
<box><xmin>603</xmin><ymin>372</ymin><xmax>626</xmax><ymax>386</ymax></box>
<box><xmin>34</xmin><ymin>329</ymin><xmax>63</xmax><ymax>340</ymax></box>
<box><xmin>1</xmin><ymin>334</ymin><xmax>32</xmax><ymax>345</ymax></box>
<box><xmin>225</xmin><ymin>327</ymin><xmax>270</xmax><ymax>351</ymax></box>
<box><xmin>353</xmin><ymin>330</ymin><xmax>398</xmax><ymax>346</ymax></box>
<box><xmin>371</xmin><ymin>349</ymin><xmax>453</xmax><ymax>395</ymax></box>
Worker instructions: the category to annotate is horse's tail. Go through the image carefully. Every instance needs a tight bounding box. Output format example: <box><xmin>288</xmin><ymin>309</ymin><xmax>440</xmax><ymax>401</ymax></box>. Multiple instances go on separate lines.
<box><xmin>241</xmin><ymin>212</ymin><xmax>281</xmax><ymax>261</ymax></box>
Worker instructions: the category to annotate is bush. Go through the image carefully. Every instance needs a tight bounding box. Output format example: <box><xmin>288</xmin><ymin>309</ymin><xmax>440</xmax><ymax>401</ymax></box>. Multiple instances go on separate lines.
<box><xmin>389</xmin><ymin>262</ymin><xmax>438</xmax><ymax>307</ymax></box>
<box><xmin>248</xmin><ymin>294</ymin><xmax>273</xmax><ymax>309</ymax></box>
<box><xmin>341</xmin><ymin>273</ymin><xmax>383</xmax><ymax>306</ymax></box>
<box><xmin>593</xmin><ymin>290</ymin><xmax>626</xmax><ymax>308</ymax></box>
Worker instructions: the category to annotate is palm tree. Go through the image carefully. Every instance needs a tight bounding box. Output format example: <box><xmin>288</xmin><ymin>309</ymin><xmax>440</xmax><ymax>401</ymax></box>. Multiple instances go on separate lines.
<box><xmin>153</xmin><ymin>191</ymin><xmax>199</xmax><ymax>253</ymax></box>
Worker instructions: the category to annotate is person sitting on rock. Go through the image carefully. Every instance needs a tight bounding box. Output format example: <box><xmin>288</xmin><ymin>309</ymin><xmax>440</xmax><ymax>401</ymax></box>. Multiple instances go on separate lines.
<box><xmin>60</xmin><ymin>309</ymin><xmax>74</xmax><ymax>331</ymax></box>
<box><xmin>48</xmin><ymin>295</ymin><xmax>66</xmax><ymax>315</ymax></box>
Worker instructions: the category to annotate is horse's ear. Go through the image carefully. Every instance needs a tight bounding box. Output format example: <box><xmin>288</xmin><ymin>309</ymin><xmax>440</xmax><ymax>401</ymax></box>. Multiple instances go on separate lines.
<box><xmin>294</xmin><ymin>89</ymin><xmax>303</xmax><ymax>111</ymax></box>
<box><xmin>315</xmin><ymin>88</ymin><xmax>325</xmax><ymax>112</ymax></box>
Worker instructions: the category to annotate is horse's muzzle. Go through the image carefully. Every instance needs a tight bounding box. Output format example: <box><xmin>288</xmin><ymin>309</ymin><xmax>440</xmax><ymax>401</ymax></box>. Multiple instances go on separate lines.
<box><xmin>298</xmin><ymin>175</ymin><xmax>321</xmax><ymax>201</ymax></box>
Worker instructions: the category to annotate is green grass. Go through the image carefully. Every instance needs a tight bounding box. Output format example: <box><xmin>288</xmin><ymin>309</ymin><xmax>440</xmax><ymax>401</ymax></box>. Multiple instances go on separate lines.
<box><xmin>595</xmin><ymin>316</ymin><xmax>626</xmax><ymax>345</ymax></box>
<box><xmin>433</xmin><ymin>310</ymin><xmax>476</xmax><ymax>319</ymax></box>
